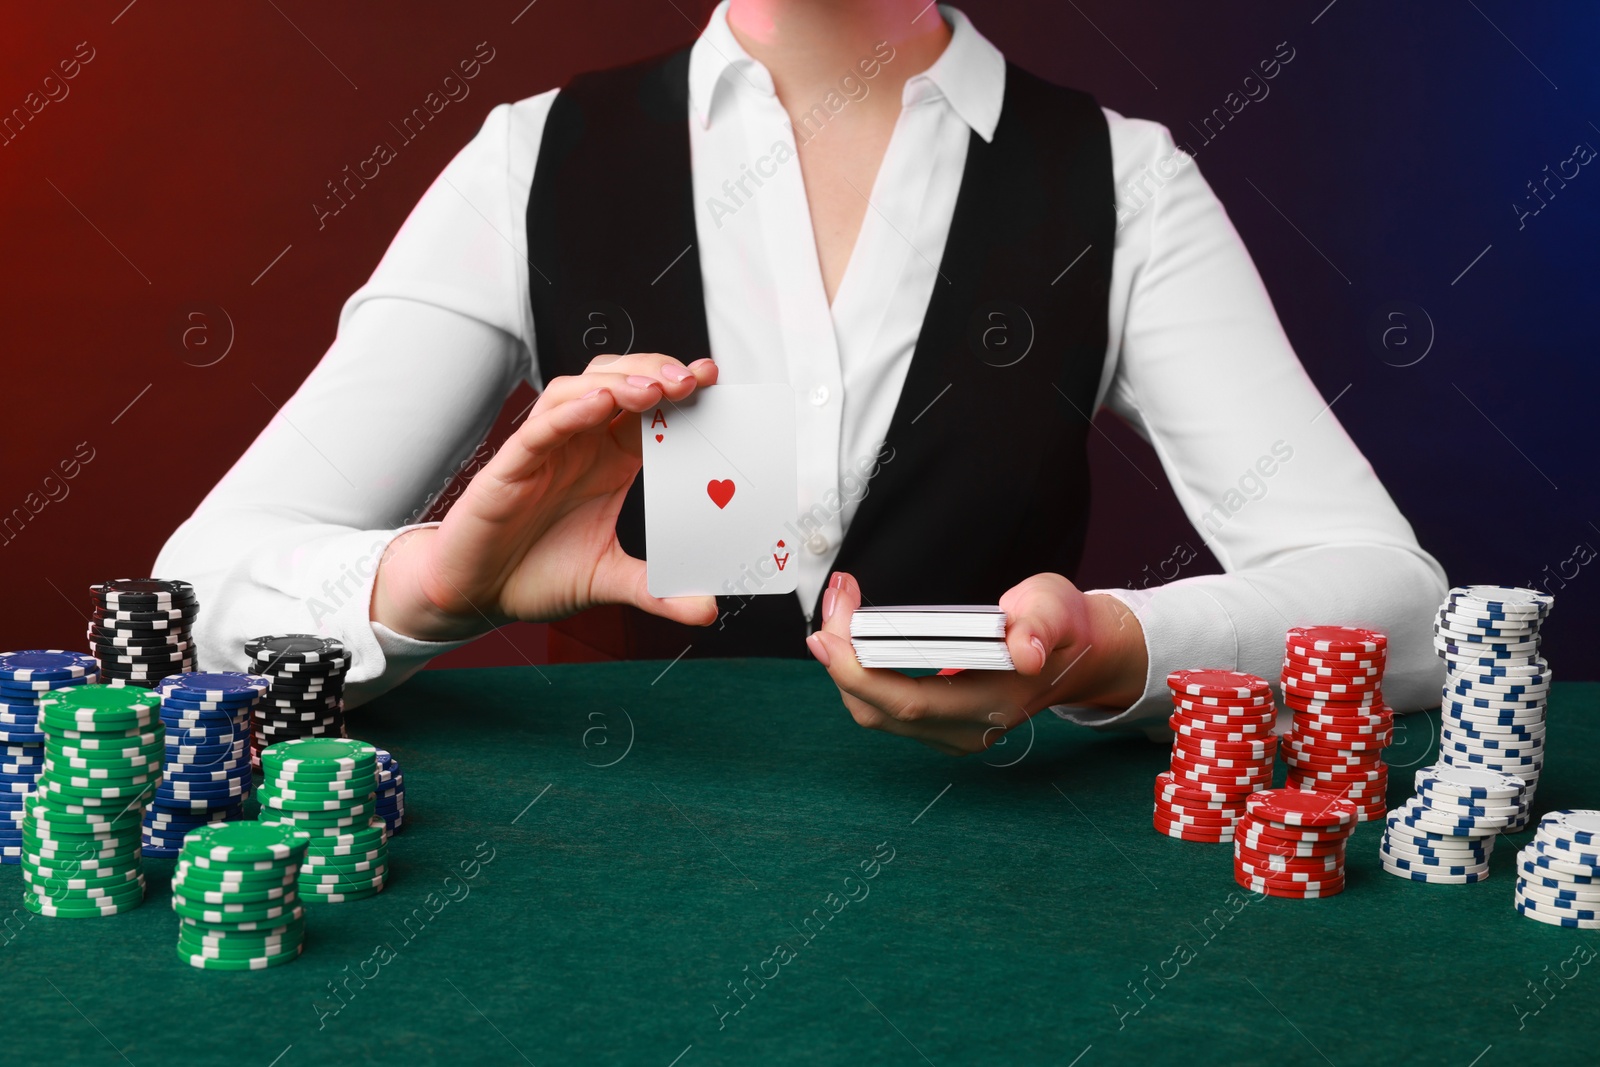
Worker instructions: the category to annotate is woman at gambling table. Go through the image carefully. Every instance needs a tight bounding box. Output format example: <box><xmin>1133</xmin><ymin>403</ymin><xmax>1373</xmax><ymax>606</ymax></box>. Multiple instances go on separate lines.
<box><xmin>158</xmin><ymin>0</ymin><xmax>1447</xmax><ymax>753</ymax></box>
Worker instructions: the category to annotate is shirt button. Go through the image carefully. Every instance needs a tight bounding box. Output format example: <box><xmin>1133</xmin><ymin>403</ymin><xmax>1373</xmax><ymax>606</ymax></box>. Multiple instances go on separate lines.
<box><xmin>806</xmin><ymin>534</ymin><xmax>830</xmax><ymax>555</ymax></box>
<box><xmin>809</xmin><ymin>385</ymin><xmax>830</xmax><ymax>406</ymax></box>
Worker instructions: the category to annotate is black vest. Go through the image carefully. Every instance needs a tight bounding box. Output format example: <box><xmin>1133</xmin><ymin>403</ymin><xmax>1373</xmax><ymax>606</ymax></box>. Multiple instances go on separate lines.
<box><xmin>527</xmin><ymin>47</ymin><xmax>1113</xmax><ymax>660</ymax></box>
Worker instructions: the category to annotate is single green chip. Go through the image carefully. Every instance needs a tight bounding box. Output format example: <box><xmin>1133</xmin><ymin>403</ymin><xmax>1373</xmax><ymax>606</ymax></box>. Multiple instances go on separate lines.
<box><xmin>302</xmin><ymin>845</ymin><xmax>385</xmax><ymax>867</ymax></box>
<box><xmin>23</xmin><ymin>892</ymin><xmax>146</xmax><ymax>918</ymax></box>
<box><xmin>21</xmin><ymin>830</ymin><xmax>137</xmax><ymax>854</ymax></box>
<box><xmin>25</xmin><ymin>806</ymin><xmax>145</xmax><ymax>830</ymax></box>
<box><xmin>261</xmin><ymin>737</ymin><xmax>376</xmax><ymax>769</ymax></box>
<box><xmin>24</xmin><ymin>850</ymin><xmax>141</xmax><ymax>873</ymax></box>
<box><xmin>181</xmin><ymin>821</ymin><xmax>305</xmax><ymax>863</ymax></box>
<box><xmin>41</xmin><ymin>684</ymin><xmax>162</xmax><ymax>715</ymax></box>
<box><xmin>301</xmin><ymin>823</ymin><xmax>387</xmax><ymax>855</ymax></box>
<box><xmin>172</xmin><ymin>896</ymin><xmax>299</xmax><ymax>924</ymax></box>
<box><xmin>177</xmin><ymin>904</ymin><xmax>305</xmax><ymax>932</ymax></box>
<box><xmin>44</xmin><ymin>764</ymin><xmax>163</xmax><ymax>785</ymax></box>
<box><xmin>23</xmin><ymin>859</ymin><xmax>142</xmax><ymax>884</ymax></box>
<box><xmin>173</xmin><ymin>881</ymin><xmax>294</xmax><ymax>906</ymax></box>
<box><xmin>301</xmin><ymin>857</ymin><xmax>386</xmax><ymax>878</ymax></box>
<box><xmin>45</xmin><ymin>743</ymin><xmax>165</xmax><ymax>764</ymax></box>
<box><xmin>178</xmin><ymin>916</ymin><xmax>304</xmax><ymax>940</ymax></box>
<box><xmin>28</xmin><ymin>878</ymin><xmax>146</xmax><ymax>907</ymax></box>
<box><xmin>177</xmin><ymin>933</ymin><xmax>303</xmax><ymax>959</ymax></box>
<box><xmin>176</xmin><ymin>942</ymin><xmax>303</xmax><ymax>969</ymax></box>
<box><xmin>257</xmin><ymin>788</ymin><xmax>373</xmax><ymax>812</ymax></box>
<box><xmin>174</xmin><ymin>863</ymin><xmax>297</xmax><ymax>888</ymax></box>
<box><xmin>41</xmin><ymin>707</ymin><xmax>161</xmax><ymax>733</ymax></box>
<box><xmin>300</xmin><ymin>882</ymin><xmax>383</xmax><ymax>904</ymax></box>
<box><xmin>300</xmin><ymin>864</ymin><xmax>386</xmax><ymax>883</ymax></box>
<box><xmin>37</xmin><ymin>777</ymin><xmax>157</xmax><ymax>799</ymax></box>
<box><xmin>261</xmin><ymin>772</ymin><xmax>374</xmax><ymax>793</ymax></box>
<box><xmin>270</xmin><ymin>799</ymin><xmax>376</xmax><ymax>821</ymax></box>
<box><xmin>43</xmin><ymin>730</ymin><xmax>162</xmax><ymax>752</ymax></box>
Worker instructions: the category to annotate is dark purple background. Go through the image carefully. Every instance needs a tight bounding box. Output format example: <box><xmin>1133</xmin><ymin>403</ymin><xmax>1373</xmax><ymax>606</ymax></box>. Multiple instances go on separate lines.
<box><xmin>2</xmin><ymin>2</ymin><xmax>1595</xmax><ymax>674</ymax></box>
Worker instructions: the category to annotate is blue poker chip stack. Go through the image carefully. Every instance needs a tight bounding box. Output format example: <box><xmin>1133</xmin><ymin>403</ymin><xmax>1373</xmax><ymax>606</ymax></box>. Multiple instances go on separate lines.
<box><xmin>0</xmin><ymin>652</ymin><xmax>100</xmax><ymax>864</ymax></box>
<box><xmin>1433</xmin><ymin>585</ymin><xmax>1553</xmax><ymax>831</ymax></box>
<box><xmin>373</xmin><ymin>747</ymin><xmax>405</xmax><ymax>834</ymax></box>
<box><xmin>141</xmin><ymin>672</ymin><xmax>268</xmax><ymax>857</ymax></box>
<box><xmin>1378</xmin><ymin>765</ymin><xmax>1527</xmax><ymax>883</ymax></box>
<box><xmin>1515</xmin><ymin>810</ymin><xmax>1600</xmax><ymax>929</ymax></box>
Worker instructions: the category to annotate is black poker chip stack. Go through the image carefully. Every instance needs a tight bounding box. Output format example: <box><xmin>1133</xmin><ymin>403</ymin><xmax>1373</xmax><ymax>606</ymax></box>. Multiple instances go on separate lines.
<box><xmin>88</xmin><ymin>579</ymin><xmax>199</xmax><ymax>687</ymax></box>
<box><xmin>244</xmin><ymin>634</ymin><xmax>351</xmax><ymax>767</ymax></box>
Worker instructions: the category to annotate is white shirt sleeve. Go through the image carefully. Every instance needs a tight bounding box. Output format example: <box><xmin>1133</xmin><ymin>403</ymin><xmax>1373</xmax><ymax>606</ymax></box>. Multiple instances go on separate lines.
<box><xmin>154</xmin><ymin>94</ymin><xmax>555</xmax><ymax>707</ymax></box>
<box><xmin>1056</xmin><ymin>112</ymin><xmax>1449</xmax><ymax>735</ymax></box>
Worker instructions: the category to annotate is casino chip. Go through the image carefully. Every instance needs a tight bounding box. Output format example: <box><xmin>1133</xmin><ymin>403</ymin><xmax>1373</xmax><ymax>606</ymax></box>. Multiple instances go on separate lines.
<box><xmin>372</xmin><ymin>747</ymin><xmax>406</xmax><ymax>835</ymax></box>
<box><xmin>1154</xmin><ymin>671</ymin><xmax>1276</xmax><ymax>841</ymax></box>
<box><xmin>1431</xmin><ymin>586</ymin><xmax>1552</xmax><ymax>832</ymax></box>
<box><xmin>87</xmin><ymin>579</ymin><xmax>200</xmax><ymax>688</ymax></box>
<box><xmin>1232</xmin><ymin>789</ymin><xmax>1358</xmax><ymax>897</ymax></box>
<box><xmin>174</xmin><ymin>821</ymin><xmax>309</xmax><ymax>968</ymax></box>
<box><xmin>1278</xmin><ymin>625</ymin><xmax>1392</xmax><ymax>822</ymax></box>
<box><xmin>0</xmin><ymin>652</ymin><xmax>102</xmax><ymax>864</ymax></box>
<box><xmin>21</xmin><ymin>685</ymin><xmax>158</xmax><ymax>914</ymax></box>
<box><xmin>259</xmin><ymin>738</ymin><xmax>390</xmax><ymax>902</ymax></box>
<box><xmin>244</xmin><ymin>636</ymin><xmax>352</xmax><ymax>766</ymax></box>
<box><xmin>142</xmin><ymin>670</ymin><xmax>260</xmax><ymax>857</ymax></box>
<box><xmin>1514</xmin><ymin>810</ymin><xmax>1600</xmax><ymax>928</ymax></box>
<box><xmin>1376</xmin><ymin>763</ymin><xmax>1528</xmax><ymax>884</ymax></box>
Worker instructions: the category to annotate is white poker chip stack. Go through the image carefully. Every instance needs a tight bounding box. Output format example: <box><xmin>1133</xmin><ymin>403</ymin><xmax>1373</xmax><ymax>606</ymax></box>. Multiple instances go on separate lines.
<box><xmin>1515</xmin><ymin>811</ymin><xmax>1600</xmax><ymax>928</ymax></box>
<box><xmin>1433</xmin><ymin>585</ymin><xmax>1553</xmax><ymax>831</ymax></box>
<box><xmin>1378</xmin><ymin>765</ymin><xmax>1526</xmax><ymax>884</ymax></box>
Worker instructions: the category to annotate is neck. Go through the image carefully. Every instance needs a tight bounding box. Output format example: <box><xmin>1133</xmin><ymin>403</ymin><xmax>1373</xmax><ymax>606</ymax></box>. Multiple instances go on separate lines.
<box><xmin>725</xmin><ymin>0</ymin><xmax>952</xmax><ymax>104</ymax></box>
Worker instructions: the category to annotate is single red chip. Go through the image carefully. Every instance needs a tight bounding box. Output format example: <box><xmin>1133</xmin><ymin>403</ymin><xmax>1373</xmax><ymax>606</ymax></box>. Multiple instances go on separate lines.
<box><xmin>1161</xmin><ymin>777</ymin><xmax>1258</xmax><ymax>798</ymax></box>
<box><xmin>1152</xmin><ymin>812</ymin><xmax>1233</xmax><ymax>842</ymax></box>
<box><xmin>1233</xmin><ymin>845</ymin><xmax>1341</xmax><ymax>873</ymax></box>
<box><xmin>1235</xmin><ymin>869</ymin><xmax>1347</xmax><ymax>895</ymax></box>
<box><xmin>1234</xmin><ymin>834</ymin><xmax>1345</xmax><ymax>858</ymax></box>
<box><xmin>1285</xmin><ymin>626</ymin><xmax>1388</xmax><ymax>654</ymax></box>
<box><xmin>1155</xmin><ymin>806</ymin><xmax>1238</xmax><ymax>828</ymax></box>
<box><xmin>1233</xmin><ymin>859</ymin><xmax>1345</xmax><ymax>885</ymax></box>
<box><xmin>1167</xmin><ymin>670</ymin><xmax>1272</xmax><ymax>699</ymax></box>
<box><xmin>1239</xmin><ymin>824</ymin><xmax>1352</xmax><ymax>847</ymax></box>
<box><xmin>1247</xmin><ymin>788</ymin><xmax>1358</xmax><ymax>827</ymax></box>
<box><xmin>1293</xmin><ymin>710</ymin><xmax>1393</xmax><ymax>730</ymax></box>
<box><xmin>1168</xmin><ymin>718</ymin><xmax>1277</xmax><ymax>743</ymax></box>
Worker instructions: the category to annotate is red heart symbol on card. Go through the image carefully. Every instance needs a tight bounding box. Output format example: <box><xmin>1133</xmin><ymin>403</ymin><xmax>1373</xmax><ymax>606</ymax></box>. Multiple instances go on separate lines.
<box><xmin>655</xmin><ymin>434</ymin><xmax>663</xmax><ymax>442</ymax></box>
<box><xmin>706</xmin><ymin>479</ymin><xmax>735</xmax><ymax>509</ymax></box>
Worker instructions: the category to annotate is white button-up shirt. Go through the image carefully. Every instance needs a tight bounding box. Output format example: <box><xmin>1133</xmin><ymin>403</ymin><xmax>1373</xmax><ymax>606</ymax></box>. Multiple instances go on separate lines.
<box><xmin>157</xmin><ymin>3</ymin><xmax>1448</xmax><ymax>730</ymax></box>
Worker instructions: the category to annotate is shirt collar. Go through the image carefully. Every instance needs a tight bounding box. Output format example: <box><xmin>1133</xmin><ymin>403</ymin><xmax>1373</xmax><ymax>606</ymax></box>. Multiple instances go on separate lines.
<box><xmin>688</xmin><ymin>2</ymin><xmax>1006</xmax><ymax>144</ymax></box>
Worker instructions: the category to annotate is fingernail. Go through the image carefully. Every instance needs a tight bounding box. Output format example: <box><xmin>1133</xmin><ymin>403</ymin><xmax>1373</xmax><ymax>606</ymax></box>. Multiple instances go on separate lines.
<box><xmin>581</xmin><ymin>388</ymin><xmax>603</xmax><ymax>399</ymax></box>
<box><xmin>829</xmin><ymin>572</ymin><xmax>845</xmax><ymax>591</ymax></box>
<box><xmin>807</xmin><ymin>632</ymin><xmax>831</xmax><ymax>667</ymax></box>
<box><xmin>626</xmin><ymin>374</ymin><xmax>660</xmax><ymax>388</ymax></box>
<box><xmin>822</xmin><ymin>588</ymin><xmax>837</xmax><ymax>621</ymax></box>
<box><xmin>689</xmin><ymin>358</ymin><xmax>715</xmax><ymax>370</ymax></box>
<box><xmin>1030</xmin><ymin>636</ymin><xmax>1047</xmax><ymax>667</ymax></box>
<box><xmin>660</xmin><ymin>364</ymin><xmax>691</xmax><ymax>382</ymax></box>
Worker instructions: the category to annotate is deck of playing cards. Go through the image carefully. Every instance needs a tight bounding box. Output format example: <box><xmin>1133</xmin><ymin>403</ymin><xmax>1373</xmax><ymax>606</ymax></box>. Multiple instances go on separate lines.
<box><xmin>849</xmin><ymin>606</ymin><xmax>1016</xmax><ymax>670</ymax></box>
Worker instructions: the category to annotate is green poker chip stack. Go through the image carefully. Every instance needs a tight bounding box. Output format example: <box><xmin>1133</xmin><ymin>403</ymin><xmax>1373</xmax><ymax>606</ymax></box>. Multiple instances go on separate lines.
<box><xmin>22</xmin><ymin>685</ymin><xmax>164</xmax><ymax>917</ymax></box>
<box><xmin>258</xmin><ymin>738</ymin><xmax>390</xmax><ymax>903</ymax></box>
<box><xmin>173</xmin><ymin>820</ymin><xmax>310</xmax><ymax>969</ymax></box>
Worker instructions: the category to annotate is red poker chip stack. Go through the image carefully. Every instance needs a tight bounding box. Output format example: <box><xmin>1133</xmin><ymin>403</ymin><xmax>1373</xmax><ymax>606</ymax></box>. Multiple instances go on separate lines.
<box><xmin>1279</xmin><ymin>626</ymin><xmax>1392</xmax><ymax>822</ymax></box>
<box><xmin>1155</xmin><ymin>670</ymin><xmax>1279</xmax><ymax>842</ymax></box>
<box><xmin>1234</xmin><ymin>789</ymin><xmax>1359</xmax><ymax>898</ymax></box>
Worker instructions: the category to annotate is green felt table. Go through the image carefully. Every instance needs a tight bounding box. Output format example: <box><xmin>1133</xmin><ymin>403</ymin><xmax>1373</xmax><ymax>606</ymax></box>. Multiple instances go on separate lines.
<box><xmin>2</xmin><ymin>663</ymin><xmax>1596</xmax><ymax>1067</ymax></box>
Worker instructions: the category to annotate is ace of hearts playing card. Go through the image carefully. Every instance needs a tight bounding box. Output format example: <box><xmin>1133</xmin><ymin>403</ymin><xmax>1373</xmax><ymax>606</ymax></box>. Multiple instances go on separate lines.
<box><xmin>640</xmin><ymin>384</ymin><xmax>800</xmax><ymax>598</ymax></box>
